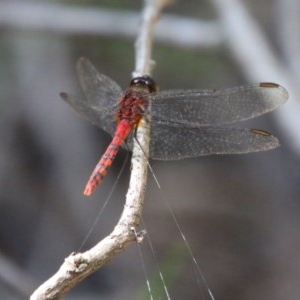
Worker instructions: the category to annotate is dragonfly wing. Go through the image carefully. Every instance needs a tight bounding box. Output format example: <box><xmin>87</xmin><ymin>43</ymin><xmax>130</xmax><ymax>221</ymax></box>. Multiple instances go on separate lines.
<box><xmin>61</xmin><ymin>57</ymin><xmax>123</xmax><ymax>136</ymax></box>
<box><xmin>150</xmin><ymin>83</ymin><xmax>288</xmax><ymax>126</ymax></box>
<box><xmin>76</xmin><ymin>57</ymin><xmax>123</xmax><ymax>109</ymax></box>
<box><xmin>61</xmin><ymin>93</ymin><xmax>116</xmax><ymax>136</ymax></box>
<box><xmin>149</xmin><ymin>123</ymin><xmax>280</xmax><ymax>160</ymax></box>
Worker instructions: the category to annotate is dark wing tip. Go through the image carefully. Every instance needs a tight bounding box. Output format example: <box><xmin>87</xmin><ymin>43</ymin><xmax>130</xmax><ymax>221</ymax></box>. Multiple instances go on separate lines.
<box><xmin>259</xmin><ymin>82</ymin><xmax>289</xmax><ymax>105</ymax></box>
<box><xmin>260</xmin><ymin>82</ymin><xmax>279</xmax><ymax>88</ymax></box>
<box><xmin>250</xmin><ymin>128</ymin><xmax>281</xmax><ymax>150</ymax></box>
<box><xmin>250</xmin><ymin>128</ymin><xmax>272</xmax><ymax>136</ymax></box>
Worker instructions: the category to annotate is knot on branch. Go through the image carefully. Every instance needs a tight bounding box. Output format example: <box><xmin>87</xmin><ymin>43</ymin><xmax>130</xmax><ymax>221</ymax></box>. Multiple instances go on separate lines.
<box><xmin>65</xmin><ymin>253</ymin><xmax>88</xmax><ymax>274</ymax></box>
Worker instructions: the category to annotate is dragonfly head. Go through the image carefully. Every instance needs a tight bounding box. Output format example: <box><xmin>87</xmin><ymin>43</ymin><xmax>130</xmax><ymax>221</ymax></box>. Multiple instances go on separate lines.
<box><xmin>130</xmin><ymin>75</ymin><xmax>158</xmax><ymax>93</ymax></box>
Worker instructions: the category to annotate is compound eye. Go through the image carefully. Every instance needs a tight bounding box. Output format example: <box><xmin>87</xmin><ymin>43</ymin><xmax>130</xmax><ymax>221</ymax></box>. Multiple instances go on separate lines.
<box><xmin>130</xmin><ymin>75</ymin><xmax>157</xmax><ymax>93</ymax></box>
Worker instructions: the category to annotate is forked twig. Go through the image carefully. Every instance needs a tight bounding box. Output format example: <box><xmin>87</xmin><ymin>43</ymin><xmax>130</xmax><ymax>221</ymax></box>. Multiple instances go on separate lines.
<box><xmin>30</xmin><ymin>0</ymin><xmax>171</xmax><ymax>299</ymax></box>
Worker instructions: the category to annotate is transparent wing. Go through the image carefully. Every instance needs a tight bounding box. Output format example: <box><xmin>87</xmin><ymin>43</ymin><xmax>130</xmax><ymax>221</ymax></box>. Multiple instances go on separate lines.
<box><xmin>60</xmin><ymin>93</ymin><xmax>116</xmax><ymax>136</ymax></box>
<box><xmin>61</xmin><ymin>57</ymin><xmax>123</xmax><ymax>136</ymax></box>
<box><xmin>149</xmin><ymin>122</ymin><xmax>280</xmax><ymax>160</ymax></box>
<box><xmin>149</xmin><ymin>83</ymin><xmax>288</xmax><ymax>126</ymax></box>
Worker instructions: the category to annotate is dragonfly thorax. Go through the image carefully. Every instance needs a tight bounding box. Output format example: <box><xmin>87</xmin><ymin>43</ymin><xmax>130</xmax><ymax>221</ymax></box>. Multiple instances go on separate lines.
<box><xmin>115</xmin><ymin>90</ymin><xmax>147</xmax><ymax>126</ymax></box>
<box><xmin>115</xmin><ymin>75</ymin><xmax>157</xmax><ymax>126</ymax></box>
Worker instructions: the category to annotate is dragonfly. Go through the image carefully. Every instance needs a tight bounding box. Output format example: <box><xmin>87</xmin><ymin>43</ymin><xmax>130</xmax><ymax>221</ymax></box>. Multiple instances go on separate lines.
<box><xmin>61</xmin><ymin>57</ymin><xmax>288</xmax><ymax>196</ymax></box>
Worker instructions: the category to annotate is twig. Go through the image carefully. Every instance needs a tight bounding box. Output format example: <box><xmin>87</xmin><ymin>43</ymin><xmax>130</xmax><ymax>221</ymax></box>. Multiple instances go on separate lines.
<box><xmin>30</xmin><ymin>0</ymin><xmax>170</xmax><ymax>299</ymax></box>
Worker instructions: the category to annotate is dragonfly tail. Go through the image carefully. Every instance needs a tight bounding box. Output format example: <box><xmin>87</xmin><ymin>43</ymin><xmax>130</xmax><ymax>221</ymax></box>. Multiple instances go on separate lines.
<box><xmin>83</xmin><ymin>121</ymin><xmax>132</xmax><ymax>196</ymax></box>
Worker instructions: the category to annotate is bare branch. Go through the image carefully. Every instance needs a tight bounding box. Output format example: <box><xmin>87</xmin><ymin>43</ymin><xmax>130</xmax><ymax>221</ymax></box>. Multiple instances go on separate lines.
<box><xmin>123</xmin><ymin>0</ymin><xmax>172</xmax><ymax>241</ymax></box>
<box><xmin>30</xmin><ymin>0</ymin><xmax>170</xmax><ymax>299</ymax></box>
<box><xmin>134</xmin><ymin>0</ymin><xmax>173</xmax><ymax>77</ymax></box>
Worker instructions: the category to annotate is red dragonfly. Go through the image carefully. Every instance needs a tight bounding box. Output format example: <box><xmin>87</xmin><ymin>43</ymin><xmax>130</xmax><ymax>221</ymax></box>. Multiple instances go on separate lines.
<box><xmin>61</xmin><ymin>57</ymin><xmax>288</xmax><ymax>196</ymax></box>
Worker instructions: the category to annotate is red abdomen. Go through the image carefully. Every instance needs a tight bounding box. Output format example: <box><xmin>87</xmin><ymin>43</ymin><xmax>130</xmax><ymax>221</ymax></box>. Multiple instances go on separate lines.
<box><xmin>84</xmin><ymin>119</ymin><xmax>132</xmax><ymax>196</ymax></box>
